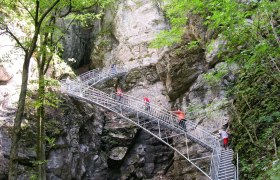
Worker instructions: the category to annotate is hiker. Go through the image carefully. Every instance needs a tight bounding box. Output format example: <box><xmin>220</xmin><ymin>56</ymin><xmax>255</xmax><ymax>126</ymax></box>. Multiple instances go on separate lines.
<box><xmin>116</xmin><ymin>87</ymin><xmax>123</xmax><ymax>101</ymax></box>
<box><xmin>111</xmin><ymin>64</ymin><xmax>116</xmax><ymax>74</ymax></box>
<box><xmin>172</xmin><ymin>109</ymin><xmax>186</xmax><ymax>129</ymax></box>
<box><xmin>0</xmin><ymin>92</ymin><xmax>9</xmax><ymax>110</ymax></box>
<box><xmin>219</xmin><ymin>129</ymin><xmax>229</xmax><ymax>150</ymax></box>
<box><xmin>143</xmin><ymin>96</ymin><xmax>150</xmax><ymax>111</ymax></box>
<box><xmin>66</xmin><ymin>76</ymin><xmax>71</xmax><ymax>91</ymax></box>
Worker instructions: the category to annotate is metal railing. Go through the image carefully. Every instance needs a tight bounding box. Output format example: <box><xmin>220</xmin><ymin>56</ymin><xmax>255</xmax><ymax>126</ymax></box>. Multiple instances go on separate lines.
<box><xmin>60</xmin><ymin>66</ymin><xmax>236</xmax><ymax>180</ymax></box>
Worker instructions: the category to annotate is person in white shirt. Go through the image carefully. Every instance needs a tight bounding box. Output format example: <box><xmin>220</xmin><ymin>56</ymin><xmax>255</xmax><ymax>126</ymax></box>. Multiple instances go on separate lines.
<box><xmin>219</xmin><ymin>130</ymin><xmax>229</xmax><ymax>150</ymax></box>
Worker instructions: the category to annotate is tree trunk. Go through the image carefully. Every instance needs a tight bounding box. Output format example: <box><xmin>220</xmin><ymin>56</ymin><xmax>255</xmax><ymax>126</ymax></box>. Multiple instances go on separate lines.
<box><xmin>8</xmin><ymin>25</ymin><xmax>40</xmax><ymax>180</ymax></box>
<box><xmin>37</xmin><ymin>67</ymin><xmax>46</xmax><ymax>180</ymax></box>
<box><xmin>8</xmin><ymin>0</ymin><xmax>60</xmax><ymax>175</ymax></box>
<box><xmin>8</xmin><ymin>54</ymin><xmax>31</xmax><ymax>180</ymax></box>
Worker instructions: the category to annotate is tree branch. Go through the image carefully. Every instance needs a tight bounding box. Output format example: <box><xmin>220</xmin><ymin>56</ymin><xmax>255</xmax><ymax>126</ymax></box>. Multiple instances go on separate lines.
<box><xmin>241</xmin><ymin>94</ymin><xmax>252</xmax><ymax>111</ymax></box>
<box><xmin>59</xmin><ymin>0</ymin><xmax>72</xmax><ymax>18</ymax></box>
<box><xmin>231</xmin><ymin>102</ymin><xmax>257</xmax><ymax>145</ymax></box>
<box><xmin>4</xmin><ymin>26</ymin><xmax>27</xmax><ymax>52</ymax></box>
<box><xmin>43</xmin><ymin>56</ymin><xmax>53</xmax><ymax>75</ymax></box>
<box><xmin>54</xmin><ymin>16</ymin><xmax>76</xmax><ymax>45</ymax></box>
<box><xmin>18</xmin><ymin>0</ymin><xmax>35</xmax><ymax>21</ymax></box>
<box><xmin>41</xmin><ymin>33</ymin><xmax>49</xmax><ymax>71</ymax></box>
<box><xmin>265</xmin><ymin>11</ymin><xmax>280</xmax><ymax>46</ymax></box>
<box><xmin>35</xmin><ymin>0</ymin><xmax>39</xmax><ymax>25</ymax></box>
<box><xmin>38</xmin><ymin>0</ymin><xmax>61</xmax><ymax>26</ymax></box>
<box><xmin>269</xmin><ymin>55</ymin><xmax>280</xmax><ymax>73</ymax></box>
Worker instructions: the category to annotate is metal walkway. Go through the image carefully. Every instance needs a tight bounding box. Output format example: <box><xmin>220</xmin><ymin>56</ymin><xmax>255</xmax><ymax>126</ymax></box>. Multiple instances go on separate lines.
<box><xmin>60</xmin><ymin>66</ymin><xmax>237</xmax><ymax>180</ymax></box>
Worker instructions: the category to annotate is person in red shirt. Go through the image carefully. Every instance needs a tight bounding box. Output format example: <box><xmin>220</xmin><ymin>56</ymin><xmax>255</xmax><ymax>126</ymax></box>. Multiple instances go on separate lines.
<box><xmin>116</xmin><ymin>87</ymin><xmax>123</xmax><ymax>101</ymax></box>
<box><xmin>143</xmin><ymin>96</ymin><xmax>150</xmax><ymax>111</ymax></box>
<box><xmin>172</xmin><ymin>109</ymin><xmax>186</xmax><ymax>129</ymax></box>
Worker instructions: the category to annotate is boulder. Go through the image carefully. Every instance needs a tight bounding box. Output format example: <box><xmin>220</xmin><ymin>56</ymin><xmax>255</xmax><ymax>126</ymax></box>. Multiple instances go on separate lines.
<box><xmin>109</xmin><ymin>147</ymin><xmax>128</xmax><ymax>161</ymax></box>
<box><xmin>0</xmin><ymin>65</ymin><xmax>12</xmax><ymax>84</ymax></box>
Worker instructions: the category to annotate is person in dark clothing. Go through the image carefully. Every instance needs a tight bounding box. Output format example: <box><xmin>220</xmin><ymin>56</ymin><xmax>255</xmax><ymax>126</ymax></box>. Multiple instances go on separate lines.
<box><xmin>116</xmin><ymin>87</ymin><xmax>123</xmax><ymax>101</ymax></box>
<box><xmin>111</xmin><ymin>64</ymin><xmax>116</xmax><ymax>74</ymax></box>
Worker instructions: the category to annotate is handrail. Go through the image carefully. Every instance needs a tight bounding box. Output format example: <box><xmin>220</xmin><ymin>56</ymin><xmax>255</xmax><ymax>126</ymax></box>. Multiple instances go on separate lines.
<box><xmin>77</xmin><ymin>65</ymin><xmax>128</xmax><ymax>87</ymax></box>
<box><xmin>236</xmin><ymin>152</ymin><xmax>239</xmax><ymax>180</ymax></box>
<box><xmin>120</xmin><ymin>93</ymin><xmax>219</xmax><ymax>139</ymax></box>
<box><xmin>60</xmin><ymin>66</ymin><xmax>237</xmax><ymax>180</ymax></box>
<box><xmin>109</xmin><ymin>93</ymin><xmax>220</xmax><ymax>150</ymax></box>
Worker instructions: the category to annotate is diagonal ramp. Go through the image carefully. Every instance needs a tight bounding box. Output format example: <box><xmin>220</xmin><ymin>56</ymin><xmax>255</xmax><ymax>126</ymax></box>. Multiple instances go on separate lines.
<box><xmin>60</xmin><ymin>66</ymin><xmax>237</xmax><ymax>180</ymax></box>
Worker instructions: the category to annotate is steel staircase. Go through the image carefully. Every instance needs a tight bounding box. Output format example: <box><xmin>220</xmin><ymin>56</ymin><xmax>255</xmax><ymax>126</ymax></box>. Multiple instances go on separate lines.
<box><xmin>218</xmin><ymin>150</ymin><xmax>236</xmax><ymax>179</ymax></box>
<box><xmin>60</xmin><ymin>66</ymin><xmax>237</xmax><ymax>180</ymax></box>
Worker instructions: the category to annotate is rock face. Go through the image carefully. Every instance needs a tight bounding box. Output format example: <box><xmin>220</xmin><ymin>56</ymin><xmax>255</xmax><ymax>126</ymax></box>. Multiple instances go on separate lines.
<box><xmin>0</xmin><ymin>65</ymin><xmax>12</xmax><ymax>84</ymax></box>
<box><xmin>60</xmin><ymin>19</ymin><xmax>94</xmax><ymax>69</ymax></box>
<box><xmin>90</xmin><ymin>0</ymin><xmax>167</xmax><ymax>69</ymax></box>
<box><xmin>156</xmin><ymin>47</ymin><xmax>206</xmax><ymax>101</ymax></box>
<box><xmin>0</xmin><ymin>1</ymin><xmax>235</xmax><ymax>180</ymax></box>
<box><xmin>182</xmin><ymin>62</ymin><xmax>237</xmax><ymax>131</ymax></box>
<box><xmin>44</xmin><ymin>97</ymin><xmax>174</xmax><ymax>179</ymax></box>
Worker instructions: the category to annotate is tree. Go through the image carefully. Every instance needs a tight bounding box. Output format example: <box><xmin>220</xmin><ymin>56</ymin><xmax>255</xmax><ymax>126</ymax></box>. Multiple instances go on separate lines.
<box><xmin>1</xmin><ymin>1</ymin><xmax>60</xmax><ymax>179</ymax></box>
<box><xmin>0</xmin><ymin>0</ymin><xmax>115</xmax><ymax>179</ymax></box>
<box><xmin>33</xmin><ymin>0</ymin><xmax>115</xmax><ymax>177</ymax></box>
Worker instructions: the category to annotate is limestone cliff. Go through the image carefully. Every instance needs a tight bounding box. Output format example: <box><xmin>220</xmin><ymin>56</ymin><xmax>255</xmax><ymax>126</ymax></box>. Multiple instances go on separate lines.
<box><xmin>0</xmin><ymin>0</ymin><xmax>235</xmax><ymax>179</ymax></box>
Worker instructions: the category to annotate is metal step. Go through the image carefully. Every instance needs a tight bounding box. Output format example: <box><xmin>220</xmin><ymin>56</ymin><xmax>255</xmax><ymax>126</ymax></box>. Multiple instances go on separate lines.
<box><xmin>220</xmin><ymin>156</ymin><xmax>233</xmax><ymax>159</ymax></box>
<box><xmin>219</xmin><ymin>164</ymin><xmax>235</xmax><ymax>170</ymax></box>
<box><xmin>219</xmin><ymin>159</ymin><xmax>234</xmax><ymax>164</ymax></box>
<box><xmin>218</xmin><ymin>174</ymin><xmax>235</xmax><ymax>179</ymax></box>
<box><xmin>221</xmin><ymin>156</ymin><xmax>233</xmax><ymax>159</ymax></box>
<box><xmin>221</xmin><ymin>152</ymin><xmax>233</xmax><ymax>156</ymax></box>
<box><xmin>218</xmin><ymin>173</ymin><xmax>235</xmax><ymax>178</ymax></box>
<box><xmin>221</xmin><ymin>154</ymin><xmax>233</xmax><ymax>158</ymax></box>
<box><xmin>218</xmin><ymin>171</ymin><xmax>235</xmax><ymax>177</ymax></box>
<box><xmin>221</xmin><ymin>150</ymin><xmax>233</xmax><ymax>153</ymax></box>
<box><xmin>218</xmin><ymin>166</ymin><xmax>235</xmax><ymax>173</ymax></box>
<box><xmin>221</xmin><ymin>153</ymin><xmax>233</xmax><ymax>157</ymax></box>
<box><xmin>219</xmin><ymin>166</ymin><xmax>234</xmax><ymax>171</ymax></box>
<box><xmin>220</xmin><ymin>158</ymin><xmax>233</xmax><ymax>163</ymax></box>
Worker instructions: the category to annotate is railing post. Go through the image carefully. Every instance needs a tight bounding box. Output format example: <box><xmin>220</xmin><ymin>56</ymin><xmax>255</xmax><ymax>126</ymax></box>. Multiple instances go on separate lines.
<box><xmin>236</xmin><ymin>152</ymin><xmax>239</xmax><ymax>180</ymax></box>
<box><xmin>185</xmin><ymin>133</ymin><xmax>189</xmax><ymax>159</ymax></box>
<box><xmin>158</xmin><ymin>119</ymin><xmax>161</xmax><ymax>138</ymax></box>
<box><xmin>210</xmin><ymin>153</ymin><xmax>213</xmax><ymax>179</ymax></box>
<box><xmin>120</xmin><ymin>104</ymin><xmax>123</xmax><ymax>115</ymax></box>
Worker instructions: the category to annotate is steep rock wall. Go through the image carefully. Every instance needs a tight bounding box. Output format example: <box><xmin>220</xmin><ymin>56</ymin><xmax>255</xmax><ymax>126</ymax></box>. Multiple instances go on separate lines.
<box><xmin>0</xmin><ymin>1</ymin><xmax>235</xmax><ymax>180</ymax></box>
<box><xmin>90</xmin><ymin>0</ymin><xmax>167</xmax><ymax>69</ymax></box>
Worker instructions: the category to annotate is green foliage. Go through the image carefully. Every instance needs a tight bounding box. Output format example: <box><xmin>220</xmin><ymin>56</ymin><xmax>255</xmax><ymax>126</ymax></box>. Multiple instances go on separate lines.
<box><xmin>68</xmin><ymin>13</ymin><xmax>102</xmax><ymax>27</ymax></box>
<box><xmin>150</xmin><ymin>0</ymin><xmax>194</xmax><ymax>48</ymax></box>
<box><xmin>230</xmin><ymin>61</ymin><xmax>280</xmax><ymax>178</ymax></box>
<box><xmin>30</xmin><ymin>172</ymin><xmax>38</xmax><ymax>180</ymax></box>
<box><xmin>150</xmin><ymin>27</ymin><xmax>184</xmax><ymax>48</ymax></box>
<box><xmin>0</xmin><ymin>0</ymin><xmax>116</xmax><ymax>50</ymax></box>
<box><xmin>45</xmin><ymin>136</ymin><xmax>56</xmax><ymax>148</ymax></box>
<box><xmin>265</xmin><ymin>159</ymin><xmax>280</xmax><ymax>180</ymax></box>
<box><xmin>187</xmin><ymin>40</ymin><xmax>200</xmax><ymax>50</ymax></box>
<box><xmin>203</xmin><ymin>64</ymin><xmax>228</xmax><ymax>86</ymax></box>
<box><xmin>45</xmin><ymin>119</ymin><xmax>62</xmax><ymax>136</ymax></box>
<box><xmin>153</xmin><ymin>0</ymin><xmax>280</xmax><ymax>179</ymax></box>
<box><xmin>29</xmin><ymin>78</ymin><xmax>61</xmax><ymax>109</ymax></box>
